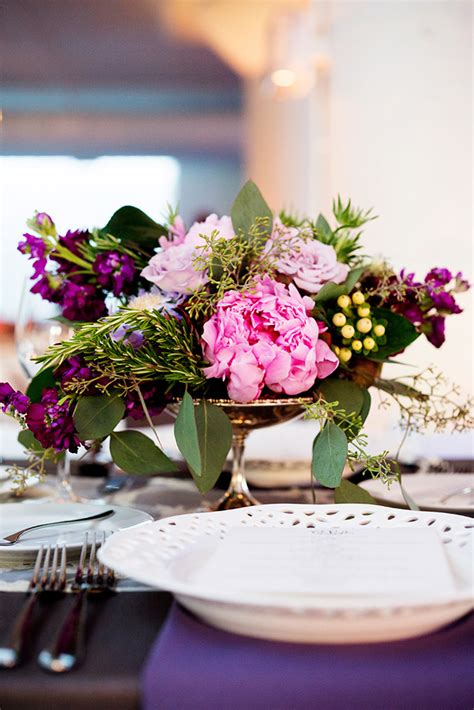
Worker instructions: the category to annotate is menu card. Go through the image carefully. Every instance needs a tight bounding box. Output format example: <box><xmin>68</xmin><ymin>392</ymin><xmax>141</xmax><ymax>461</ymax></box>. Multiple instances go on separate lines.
<box><xmin>190</xmin><ymin>526</ymin><xmax>457</xmax><ymax>598</ymax></box>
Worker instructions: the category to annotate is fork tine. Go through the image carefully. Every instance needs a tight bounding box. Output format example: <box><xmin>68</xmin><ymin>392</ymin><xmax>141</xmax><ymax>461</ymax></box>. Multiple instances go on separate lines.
<box><xmin>29</xmin><ymin>546</ymin><xmax>44</xmax><ymax>591</ymax></box>
<box><xmin>58</xmin><ymin>546</ymin><xmax>67</xmax><ymax>591</ymax></box>
<box><xmin>75</xmin><ymin>533</ymin><xmax>88</xmax><ymax>586</ymax></box>
<box><xmin>40</xmin><ymin>547</ymin><xmax>51</xmax><ymax>589</ymax></box>
<box><xmin>86</xmin><ymin>533</ymin><xmax>97</xmax><ymax>584</ymax></box>
<box><xmin>48</xmin><ymin>545</ymin><xmax>59</xmax><ymax>590</ymax></box>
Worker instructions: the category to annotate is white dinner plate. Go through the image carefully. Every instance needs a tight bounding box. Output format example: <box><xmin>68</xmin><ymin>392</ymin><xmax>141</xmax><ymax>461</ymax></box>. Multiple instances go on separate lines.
<box><xmin>99</xmin><ymin>503</ymin><xmax>473</xmax><ymax>644</ymax></box>
<box><xmin>0</xmin><ymin>502</ymin><xmax>152</xmax><ymax>565</ymax></box>
<box><xmin>360</xmin><ymin>474</ymin><xmax>474</xmax><ymax>516</ymax></box>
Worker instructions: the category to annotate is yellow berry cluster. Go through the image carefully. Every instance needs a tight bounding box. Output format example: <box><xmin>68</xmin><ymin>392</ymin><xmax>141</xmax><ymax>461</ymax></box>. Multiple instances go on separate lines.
<box><xmin>330</xmin><ymin>292</ymin><xmax>387</xmax><ymax>363</ymax></box>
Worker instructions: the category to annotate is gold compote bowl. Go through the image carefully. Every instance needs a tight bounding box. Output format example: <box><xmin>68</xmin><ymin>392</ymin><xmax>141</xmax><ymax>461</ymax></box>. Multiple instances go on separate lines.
<box><xmin>169</xmin><ymin>398</ymin><xmax>313</xmax><ymax>511</ymax></box>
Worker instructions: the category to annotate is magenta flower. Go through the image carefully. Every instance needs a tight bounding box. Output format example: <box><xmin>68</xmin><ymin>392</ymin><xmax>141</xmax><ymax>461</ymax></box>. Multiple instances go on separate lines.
<box><xmin>93</xmin><ymin>251</ymin><xmax>136</xmax><ymax>296</ymax></box>
<box><xmin>202</xmin><ymin>276</ymin><xmax>338</xmax><ymax>402</ymax></box>
<box><xmin>25</xmin><ymin>388</ymin><xmax>80</xmax><ymax>453</ymax></box>
<box><xmin>0</xmin><ymin>382</ymin><xmax>30</xmax><ymax>414</ymax></box>
<box><xmin>18</xmin><ymin>233</ymin><xmax>48</xmax><ymax>279</ymax></box>
<box><xmin>124</xmin><ymin>382</ymin><xmax>166</xmax><ymax>420</ymax></box>
<box><xmin>60</xmin><ymin>282</ymin><xmax>107</xmax><ymax>322</ymax></box>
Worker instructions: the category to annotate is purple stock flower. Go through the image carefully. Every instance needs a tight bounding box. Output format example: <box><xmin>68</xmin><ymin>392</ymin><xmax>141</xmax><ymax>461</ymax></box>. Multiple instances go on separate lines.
<box><xmin>425</xmin><ymin>268</ymin><xmax>452</xmax><ymax>287</ymax></box>
<box><xmin>93</xmin><ymin>251</ymin><xmax>136</xmax><ymax>296</ymax></box>
<box><xmin>30</xmin><ymin>273</ymin><xmax>63</xmax><ymax>302</ymax></box>
<box><xmin>0</xmin><ymin>382</ymin><xmax>30</xmax><ymax>414</ymax></box>
<box><xmin>60</xmin><ymin>282</ymin><xmax>107</xmax><ymax>322</ymax></box>
<box><xmin>124</xmin><ymin>382</ymin><xmax>166</xmax><ymax>421</ymax></box>
<box><xmin>424</xmin><ymin>315</ymin><xmax>446</xmax><ymax>348</ymax></box>
<box><xmin>428</xmin><ymin>289</ymin><xmax>462</xmax><ymax>314</ymax></box>
<box><xmin>25</xmin><ymin>388</ymin><xmax>80</xmax><ymax>453</ymax></box>
<box><xmin>111</xmin><ymin>324</ymin><xmax>144</xmax><ymax>349</ymax></box>
<box><xmin>56</xmin><ymin>356</ymin><xmax>109</xmax><ymax>394</ymax></box>
<box><xmin>18</xmin><ymin>233</ymin><xmax>48</xmax><ymax>279</ymax></box>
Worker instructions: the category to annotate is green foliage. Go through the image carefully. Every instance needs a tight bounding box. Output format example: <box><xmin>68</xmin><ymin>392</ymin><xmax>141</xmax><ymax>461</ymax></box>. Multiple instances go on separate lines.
<box><xmin>18</xmin><ymin>429</ymin><xmax>45</xmax><ymax>453</ymax></box>
<box><xmin>73</xmin><ymin>393</ymin><xmax>125</xmax><ymax>440</ymax></box>
<box><xmin>317</xmin><ymin>378</ymin><xmax>366</xmax><ymax>440</ymax></box>
<box><xmin>312</xmin><ymin>422</ymin><xmax>348</xmax><ymax>487</ymax></box>
<box><xmin>37</xmin><ymin>307</ymin><xmax>206</xmax><ymax>390</ymax></box>
<box><xmin>174</xmin><ymin>392</ymin><xmax>202</xmax><ymax>475</ymax></box>
<box><xmin>102</xmin><ymin>205</ymin><xmax>167</xmax><ymax>252</ymax></box>
<box><xmin>231</xmin><ymin>180</ymin><xmax>273</xmax><ymax>242</ymax></box>
<box><xmin>315</xmin><ymin>214</ymin><xmax>332</xmax><ymax>240</ymax></box>
<box><xmin>192</xmin><ymin>401</ymin><xmax>233</xmax><ymax>494</ymax></box>
<box><xmin>26</xmin><ymin>367</ymin><xmax>57</xmax><ymax>403</ymax></box>
<box><xmin>314</xmin><ymin>266</ymin><xmax>367</xmax><ymax>303</ymax></box>
<box><xmin>332</xmin><ymin>196</ymin><xmax>376</xmax><ymax>230</ymax></box>
<box><xmin>109</xmin><ymin>430</ymin><xmax>176</xmax><ymax>475</ymax></box>
<box><xmin>364</xmin><ymin>308</ymin><xmax>419</xmax><ymax>361</ymax></box>
<box><xmin>174</xmin><ymin>398</ymin><xmax>233</xmax><ymax>493</ymax></box>
<box><xmin>334</xmin><ymin>479</ymin><xmax>377</xmax><ymax>505</ymax></box>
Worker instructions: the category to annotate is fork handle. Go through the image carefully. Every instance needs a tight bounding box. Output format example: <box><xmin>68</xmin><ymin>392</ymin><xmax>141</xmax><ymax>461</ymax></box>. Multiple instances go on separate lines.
<box><xmin>0</xmin><ymin>593</ymin><xmax>38</xmax><ymax>668</ymax></box>
<box><xmin>38</xmin><ymin>588</ymin><xmax>89</xmax><ymax>673</ymax></box>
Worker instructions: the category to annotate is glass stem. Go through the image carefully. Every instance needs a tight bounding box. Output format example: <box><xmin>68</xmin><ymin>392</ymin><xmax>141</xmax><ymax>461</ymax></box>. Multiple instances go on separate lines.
<box><xmin>55</xmin><ymin>453</ymin><xmax>79</xmax><ymax>503</ymax></box>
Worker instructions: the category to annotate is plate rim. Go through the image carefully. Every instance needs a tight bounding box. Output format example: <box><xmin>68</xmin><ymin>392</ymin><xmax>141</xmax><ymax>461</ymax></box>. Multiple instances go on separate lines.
<box><xmin>98</xmin><ymin>503</ymin><xmax>474</xmax><ymax>613</ymax></box>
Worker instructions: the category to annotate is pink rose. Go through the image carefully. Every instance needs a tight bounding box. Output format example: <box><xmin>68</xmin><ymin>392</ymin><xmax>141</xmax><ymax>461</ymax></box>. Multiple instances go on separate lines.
<box><xmin>142</xmin><ymin>213</ymin><xmax>234</xmax><ymax>295</ymax></box>
<box><xmin>141</xmin><ymin>243</ymin><xmax>208</xmax><ymax>294</ymax></box>
<box><xmin>202</xmin><ymin>276</ymin><xmax>339</xmax><ymax>402</ymax></box>
<box><xmin>271</xmin><ymin>222</ymin><xmax>349</xmax><ymax>293</ymax></box>
<box><xmin>185</xmin><ymin>214</ymin><xmax>234</xmax><ymax>249</ymax></box>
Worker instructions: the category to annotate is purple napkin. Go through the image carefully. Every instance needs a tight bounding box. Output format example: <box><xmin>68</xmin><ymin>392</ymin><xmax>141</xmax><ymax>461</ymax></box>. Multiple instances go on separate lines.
<box><xmin>141</xmin><ymin>604</ymin><xmax>473</xmax><ymax>710</ymax></box>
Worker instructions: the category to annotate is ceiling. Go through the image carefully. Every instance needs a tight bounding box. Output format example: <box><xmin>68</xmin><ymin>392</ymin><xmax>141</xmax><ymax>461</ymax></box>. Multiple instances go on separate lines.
<box><xmin>1</xmin><ymin>0</ymin><xmax>242</xmax><ymax>156</ymax></box>
<box><xmin>0</xmin><ymin>0</ymin><xmax>240</xmax><ymax>89</ymax></box>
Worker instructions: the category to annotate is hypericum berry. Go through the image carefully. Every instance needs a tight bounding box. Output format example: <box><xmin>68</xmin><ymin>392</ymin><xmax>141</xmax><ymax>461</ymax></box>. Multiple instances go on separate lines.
<box><xmin>337</xmin><ymin>294</ymin><xmax>351</xmax><ymax>309</ymax></box>
<box><xmin>339</xmin><ymin>347</ymin><xmax>352</xmax><ymax>362</ymax></box>
<box><xmin>373</xmin><ymin>324</ymin><xmax>386</xmax><ymax>337</ymax></box>
<box><xmin>333</xmin><ymin>345</ymin><xmax>341</xmax><ymax>356</ymax></box>
<box><xmin>341</xmin><ymin>324</ymin><xmax>355</xmax><ymax>339</ymax></box>
<box><xmin>352</xmin><ymin>339</ymin><xmax>363</xmax><ymax>352</ymax></box>
<box><xmin>332</xmin><ymin>313</ymin><xmax>346</xmax><ymax>327</ymax></box>
<box><xmin>352</xmin><ymin>291</ymin><xmax>365</xmax><ymax>305</ymax></box>
<box><xmin>357</xmin><ymin>306</ymin><xmax>370</xmax><ymax>318</ymax></box>
<box><xmin>363</xmin><ymin>337</ymin><xmax>376</xmax><ymax>350</ymax></box>
<box><xmin>356</xmin><ymin>317</ymin><xmax>372</xmax><ymax>334</ymax></box>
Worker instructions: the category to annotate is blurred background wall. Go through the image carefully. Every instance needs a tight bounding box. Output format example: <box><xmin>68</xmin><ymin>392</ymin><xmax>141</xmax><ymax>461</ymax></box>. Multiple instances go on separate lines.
<box><xmin>1</xmin><ymin>0</ymin><xmax>472</xmax><ymax>458</ymax></box>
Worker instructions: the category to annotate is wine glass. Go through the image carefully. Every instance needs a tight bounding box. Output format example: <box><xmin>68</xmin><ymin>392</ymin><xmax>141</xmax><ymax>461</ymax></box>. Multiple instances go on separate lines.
<box><xmin>15</xmin><ymin>280</ymin><xmax>80</xmax><ymax>502</ymax></box>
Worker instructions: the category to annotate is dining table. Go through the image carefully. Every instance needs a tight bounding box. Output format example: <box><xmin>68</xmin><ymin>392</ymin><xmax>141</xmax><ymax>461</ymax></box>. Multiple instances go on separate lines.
<box><xmin>0</xmin><ymin>470</ymin><xmax>472</xmax><ymax>710</ymax></box>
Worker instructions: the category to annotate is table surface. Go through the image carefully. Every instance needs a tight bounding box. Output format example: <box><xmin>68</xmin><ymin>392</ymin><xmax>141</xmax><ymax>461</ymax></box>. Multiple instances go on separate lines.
<box><xmin>0</xmin><ymin>473</ymin><xmax>471</xmax><ymax>710</ymax></box>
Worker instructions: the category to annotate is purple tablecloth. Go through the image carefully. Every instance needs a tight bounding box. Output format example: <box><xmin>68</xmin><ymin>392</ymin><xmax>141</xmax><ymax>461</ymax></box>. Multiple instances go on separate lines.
<box><xmin>142</xmin><ymin>604</ymin><xmax>474</xmax><ymax>710</ymax></box>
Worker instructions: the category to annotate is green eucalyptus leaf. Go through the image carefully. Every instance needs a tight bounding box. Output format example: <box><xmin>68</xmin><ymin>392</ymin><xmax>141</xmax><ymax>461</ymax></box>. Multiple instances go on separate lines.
<box><xmin>312</xmin><ymin>422</ymin><xmax>348</xmax><ymax>488</ymax></box>
<box><xmin>174</xmin><ymin>392</ymin><xmax>201</xmax><ymax>476</ymax></box>
<box><xmin>359</xmin><ymin>388</ymin><xmax>372</xmax><ymax>423</ymax></box>
<box><xmin>344</xmin><ymin>266</ymin><xmax>366</xmax><ymax>292</ymax></box>
<box><xmin>192</xmin><ymin>401</ymin><xmax>233</xmax><ymax>494</ymax></box>
<box><xmin>314</xmin><ymin>281</ymin><xmax>347</xmax><ymax>303</ymax></box>
<box><xmin>365</xmin><ymin>308</ymin><xmax>419</xmax><ymax>361</ymax></box>
<box><xmin>334</xmin><ymin>479</ymin><xmax>378</xmax><ymax>504</ymax></box>
<box><xmin>231</xmin><ymin>181</ymin><xmax>273</xmax><ymax>242</ymax></box>
<box><xmin>18</xmin><ymin>429</ymin><xmax>45</xmax><ymax>453</ymax></box>
<box><xmin>315</xmin><ymin>213</ymin><xmax>332</xmax><ymax>240</ymax></box>
<box><xmin>110</xmin><ymin>430</ymin><xmax>176</xmax><ymax>475</ymax></box>
<box><xmin>318</xmin><ymin>379</ymin><xmax>365</xmax><ymax>416</ymax></box>
<box><xmin>26</xmin><ymin>367</ymin><xmax>57</xmax><ymax>403</ymax></box>
<box><xmin>102</xmin><ymin>205</ymin><xmax>167</xmax><ymax>250</ymax></box>
<box><xmin>73</xmin><ymin>394</ymin><xmax>125</xmax><ymax>440</ymax></box>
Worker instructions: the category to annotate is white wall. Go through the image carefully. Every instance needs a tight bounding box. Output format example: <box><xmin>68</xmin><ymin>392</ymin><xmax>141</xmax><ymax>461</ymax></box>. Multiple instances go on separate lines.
<box><xmin>245</xmin><ymin>0</ymin><xmax>473</xmax><ymax>458</ymax></box>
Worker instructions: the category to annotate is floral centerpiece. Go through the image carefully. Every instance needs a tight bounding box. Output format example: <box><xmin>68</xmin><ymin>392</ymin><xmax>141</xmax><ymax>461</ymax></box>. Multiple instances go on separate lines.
<box><xmin>1</xmin><ymin>182</ymin><xmax>471</xmax><ymax>502</ymax></box>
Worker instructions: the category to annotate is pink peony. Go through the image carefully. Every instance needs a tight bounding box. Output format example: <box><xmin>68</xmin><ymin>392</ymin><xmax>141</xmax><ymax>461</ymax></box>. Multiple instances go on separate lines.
<box><xmin>272</xmin><ymin>224</ymin><xmax>349</xmax><ymax>294</ymax></box>
<box><xmin>202</xmin><ymin>276</ymin><xmax>339</xmax><ymax>402</ymax></box>
<box><xmin>142</xmin><ymin>213</ymin><xmax>234</xmax><ymax>295</ymax></box>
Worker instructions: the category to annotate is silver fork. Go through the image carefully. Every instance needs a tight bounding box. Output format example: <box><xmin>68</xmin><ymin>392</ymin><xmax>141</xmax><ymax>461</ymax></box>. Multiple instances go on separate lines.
<box><xmin>0</xmin><ymin>544</ymin><xmax>67</xmax><ymax>668</ymax></box>
<box><xmin>38</xmin><ymin>532</ymin><xmax>115</xmax><ymax>673</ymax></box>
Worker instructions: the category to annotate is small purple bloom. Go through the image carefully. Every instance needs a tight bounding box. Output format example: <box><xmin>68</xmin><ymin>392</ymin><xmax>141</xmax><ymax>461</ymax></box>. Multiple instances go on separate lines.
<box><xmin>36</xmin><ymin>212</ymin><xmax>54</xmax><ymax>229</ymax></box>
<box><xmin>25</xmin><ymin>388</ymin><xmax>81</xmax><ymax>452</ymax></box>
<box><xmin>18</xmin><ymin>233</ymin><xmax>48</xmax><ymax>279</ymax></box>
<box><xmin>0</xmin><ymin>382</ymin><xmax>30</xmax><ymax>414</ymax></box>
<box><xmin>124</xmin><ymin>382</ymin><xmax>166</xmax><ymax>421</ymax></box>
<box><xmin>428</xmin><ymin>289</ymin><xmax>462</xmax><ymax>314</ymax></box>
<box><xmin>425</xmin><ymin>268</ymin><xmax>453</xmax><ymax>287</ymax></box>
<box><xmin>111</xmin><ymin>324</ymin><xmax>144</xmax><ymax>350</ymax></box>
<box><xmin>60</xmin><ymin>282</ymin><xmax>107</xmax><ymax>322</ymax></box>
<box><xmin>93</xmin><ymin>251</ymin><xmax>136</xmax><ymax>296</ymax></box>
<box><xmin>424</xmin><ymin>315</ymin><xmax>446</xmax><ymax>348</ymax></box>
<box><xmin>30</xmin><ymin>274</ymin><xmax>63</xmax><ymax>303</ymax></box>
